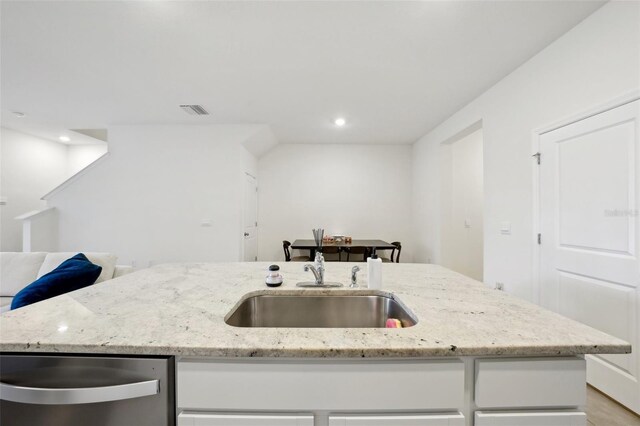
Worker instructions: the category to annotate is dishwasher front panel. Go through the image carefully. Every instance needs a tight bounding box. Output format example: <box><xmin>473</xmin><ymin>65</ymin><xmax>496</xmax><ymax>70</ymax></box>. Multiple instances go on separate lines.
<box><xmin>0</xmin><ymin>354</ymin><xmax>175</xmax><ymax>426</ymax></box>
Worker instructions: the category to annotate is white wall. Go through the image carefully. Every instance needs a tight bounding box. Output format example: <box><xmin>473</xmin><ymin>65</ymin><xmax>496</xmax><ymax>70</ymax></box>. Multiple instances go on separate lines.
<box><xmin>440</xmin><ymin>128</ymin><xmax>483</xmax><ymax>281</ymax></box>
<box><xmin>258</xmin><ymin>144</ymin><xmax>412</xmax><ymax>262</ymax></box>
<box><xmin>0</xmin><ymin>127</ymin><xmax>108</xmax><ymax>251</ymax></box>
<box><xmin>412</xmin><ymin>2</ymin><xmax>640</xmax><ymax>300</ymax></box>
<box><xmin>0</xmin><ymin>128</ymin><xmax>68</xmax><ymax>251</ymax></box>
<box><xmin>46</xmin><ymin>125</ymin><xmax>259</xmax><ymax>267</ymax></box>
<box><xmin>67</xmin><ymin>144</ymin><xmax>108</xmax><ymax>176</ymax></box>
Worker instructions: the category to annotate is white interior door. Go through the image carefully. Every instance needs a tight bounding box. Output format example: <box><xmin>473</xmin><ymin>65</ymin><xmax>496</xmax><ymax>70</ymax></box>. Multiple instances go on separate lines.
<box><xmin>539</xmin><ymin>99</ymin><xmax>640</xmax><ymax>414</ymax></box>
<box><xmin>243</xmin><ymin>174</ymin><xmax>258</xmax><ymax>262</ymax></box>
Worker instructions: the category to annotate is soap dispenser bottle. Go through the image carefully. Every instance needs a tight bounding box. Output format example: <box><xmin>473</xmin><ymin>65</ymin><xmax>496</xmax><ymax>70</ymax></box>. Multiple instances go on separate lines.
<box><xmin>367</xmin><ymin>250</ymin><xmax>382</xmax><ymax>289</ymax></box>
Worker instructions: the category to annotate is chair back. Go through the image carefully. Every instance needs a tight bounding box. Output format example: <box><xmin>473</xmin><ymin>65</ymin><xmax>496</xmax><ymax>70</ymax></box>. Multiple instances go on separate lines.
<box><xmin>390</xmin><ymin>241</ymin><xmax>402</xmax><ymax>263</ymax></box>
<box><xmin>321</xmin><ymin>246</ymin><xmax>341</xmax><ymax>261</ymax></box>
<box><xmin>346</xmin><ymin>246</ymin><xmax>368</xmax><ymax>262</ymax></box>
<box><xmin>282</xmin><ymin>240</ymin><xmax>292</xmax><ymax>262</ymax></box>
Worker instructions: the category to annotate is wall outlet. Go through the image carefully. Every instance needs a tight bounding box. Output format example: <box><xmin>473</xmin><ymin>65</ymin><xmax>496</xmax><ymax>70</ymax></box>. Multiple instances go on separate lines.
<box><xmin>495</xmin><ymin>282</ymin><xmax>504</xmax><ymax>291</ymax></box>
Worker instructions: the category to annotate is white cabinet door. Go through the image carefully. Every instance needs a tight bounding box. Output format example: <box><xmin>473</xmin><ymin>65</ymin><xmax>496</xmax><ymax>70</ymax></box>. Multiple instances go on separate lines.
<box><xmin>475</xmin><ymin>411</ymin><xmax>586</xmax><ymax>426</ymax></box>
<box><xmin>539</xmin><ymin>99</ymin><xmax>640</xmax><ymax>414</ymax></box>
<box><xmin>474</xmin><ymin>358</ymin><xmax>585</xmax><ymax>408</ymax></box>
<box><xmin>178</xmin><ymin>359</ymin><xmax>464</xmax><ymax>411</ymax></box>
<box><xmin>328</xmin><ymin>413</ymin><xmax>465</xmax><ymax>426</ymax></box>
<box><xmin>178</xmin><ymin>413</ymin><xmax>313</xmax><ymax>426</ymax></box>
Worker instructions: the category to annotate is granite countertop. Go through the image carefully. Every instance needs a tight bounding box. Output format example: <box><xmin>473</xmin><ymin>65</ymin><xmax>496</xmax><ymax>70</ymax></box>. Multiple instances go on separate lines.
<box><xmin>0</xmin><ymin>262</ymin><xmax>630</xmax><ymax>358</ymax></box>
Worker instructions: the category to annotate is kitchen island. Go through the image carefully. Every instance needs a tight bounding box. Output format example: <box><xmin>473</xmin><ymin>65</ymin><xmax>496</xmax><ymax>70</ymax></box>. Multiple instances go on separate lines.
<box><xmin>0</xmin><ymin>262</ymin><xmax>631</xmax><ymax>426</ymax></box>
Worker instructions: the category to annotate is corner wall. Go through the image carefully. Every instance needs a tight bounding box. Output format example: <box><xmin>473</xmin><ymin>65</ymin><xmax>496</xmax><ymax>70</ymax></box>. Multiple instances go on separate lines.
<box><xmin>411</xmin><ymin>2</ymin><xmax>640</xmax><ymax>300</ymax></box>
<box><xmin>0</xmin><ymin>128</ymin><xmax>67</xmax><ymax>250</ymax></box>
<box><xmin>46</xmin><ymin>125</ymin><xmax>259</xmax><ymax>267</ymax></box>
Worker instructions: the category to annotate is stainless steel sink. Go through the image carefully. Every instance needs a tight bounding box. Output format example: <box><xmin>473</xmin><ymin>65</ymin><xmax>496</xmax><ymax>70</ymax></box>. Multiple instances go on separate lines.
<box><xmin>225</xmin><ymin>293</ymin><xmax>417</xmax><ymax>328</ymax></box>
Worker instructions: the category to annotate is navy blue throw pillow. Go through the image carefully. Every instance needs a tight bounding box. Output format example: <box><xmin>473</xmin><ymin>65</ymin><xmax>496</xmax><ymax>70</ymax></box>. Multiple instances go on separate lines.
<box><xmin>11</xmin><ymin>253</ymin><xmax>102</xmax><ymax>310</ymax></box>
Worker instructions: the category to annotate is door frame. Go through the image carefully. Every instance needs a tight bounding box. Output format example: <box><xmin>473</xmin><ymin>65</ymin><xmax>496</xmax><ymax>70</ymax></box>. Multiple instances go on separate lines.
<box><xmin>531</xmin><ymin>90</ymin><xmax>640</xmax><ymax>304</ymax></box>
<box><xmin>242</xmin><ymin>171</ymin><xmax>258</xmax><ymax>262</ymax></box>
<box><xmin>439</xmin><ymin>121</ymin><xmax>485</xmax><ymax>282</ymax></box>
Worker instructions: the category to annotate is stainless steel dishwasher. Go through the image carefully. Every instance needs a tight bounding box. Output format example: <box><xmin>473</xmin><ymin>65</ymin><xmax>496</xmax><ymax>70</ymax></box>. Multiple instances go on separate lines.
<box><xmin>0</xmin><ymin>354</ymin><xmax>175</xmax><ymax>426</ymax></box>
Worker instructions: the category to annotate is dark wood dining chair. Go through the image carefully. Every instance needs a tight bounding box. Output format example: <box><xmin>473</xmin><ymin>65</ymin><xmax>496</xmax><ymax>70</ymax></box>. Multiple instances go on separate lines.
<box><xmin>346</xmin><ymin>246</ymin><xmax>369</xmax><ymax>262</ymax></box>
<box><xmin>321</xmin><ymin>246</ymin><xmax>341</xmax><ymax>262</ymax></box>
<box><xmin>283</xmin><ymin>240</ymin><xmax>311</xmax><ymax>262</ymax></box>
<box><xmin>381</xmin><ymin>241</ymin><xmax>402</xmax><ymax>263</ymax></box>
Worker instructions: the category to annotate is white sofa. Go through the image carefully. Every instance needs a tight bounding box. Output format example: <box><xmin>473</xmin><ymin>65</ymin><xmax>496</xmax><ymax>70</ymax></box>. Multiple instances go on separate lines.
<box><xmin>1</xmin><ymin>252</ymin><xmax>134</xmax><ymax>312</ymax></box>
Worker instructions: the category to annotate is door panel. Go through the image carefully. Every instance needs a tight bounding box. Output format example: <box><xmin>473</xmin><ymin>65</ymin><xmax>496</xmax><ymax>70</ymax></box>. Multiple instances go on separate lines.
<box><xmin>539</xmin><ymin>99</ymin><xmax>640</xmax><ymax>414</ymax></box>
<box><xmin>557</xmin><ymin>121</ymin><xmax>634</xmax><ymax>253</ymax></box>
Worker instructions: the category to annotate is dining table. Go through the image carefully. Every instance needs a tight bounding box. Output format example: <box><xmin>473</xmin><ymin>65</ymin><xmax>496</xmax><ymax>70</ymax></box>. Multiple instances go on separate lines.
<box><xmin>290</xmin><ymin>239</ymin><xmax>397</xmax><ymax>260</ymax></box>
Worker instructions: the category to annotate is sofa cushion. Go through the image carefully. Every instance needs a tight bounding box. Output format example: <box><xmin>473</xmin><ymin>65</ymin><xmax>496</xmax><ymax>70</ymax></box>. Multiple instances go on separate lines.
<box><xmin>38</xmin><ymin>252</ymin><xmax>117</xmax><ymax>284</ymax></box>
<box><xmin>0</xmin><ymin>252</ymin><xmax>47</xmax><ymax>296</ymax></box>
<box><xmin>11</xmin><ymin>253</ymin><xmax>102</xmax><ymax>310</ymax></box>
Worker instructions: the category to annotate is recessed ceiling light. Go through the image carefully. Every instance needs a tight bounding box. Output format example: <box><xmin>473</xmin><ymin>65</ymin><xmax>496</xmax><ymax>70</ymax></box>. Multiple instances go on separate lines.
<box><xmin>12</xmin><ymin>111</ymin><xmax>26</xmax><ymax>118</ymax></box>
<box><xmin>59</xmin><ymin>136</ymin><xmax>71</xmax><ymax>142</ymax></box>
<box><xmin>334</xmin><ymin>117</ymin><xmax>346</xmax><ymax>127</ymax></box>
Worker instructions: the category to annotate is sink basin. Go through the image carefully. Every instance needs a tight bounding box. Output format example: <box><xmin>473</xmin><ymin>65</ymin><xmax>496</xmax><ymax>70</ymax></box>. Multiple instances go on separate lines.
<box><xmin>225</xmin><ymin>293</ymin><xmax>417</xmax><ymax>328</ymax></box>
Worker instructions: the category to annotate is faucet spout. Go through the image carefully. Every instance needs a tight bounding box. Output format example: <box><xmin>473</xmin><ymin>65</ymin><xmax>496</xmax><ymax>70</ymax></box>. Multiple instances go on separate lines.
<box><xmin>303</xmin><ymin>251</ymin><xmax>325</xmax><ymax>285</ymax></box>
<box><xmin>303</xmin><ymin>264</ymin><xmax>322</xmax><ymax>285</ymax></box>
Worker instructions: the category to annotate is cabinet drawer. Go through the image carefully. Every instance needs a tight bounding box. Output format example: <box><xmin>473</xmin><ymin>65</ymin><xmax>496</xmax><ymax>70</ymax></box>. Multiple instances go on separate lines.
<box><xmin>475</xmin><ymin>357</ymin><xmax>586</xmax><ymax>408</ymax></box>
<box><xmin>178</xmin><ymin>359</ymin><xmax>464</xmax><ymax>411</ymax></box>
<box><xmin>475</xmin><ymin>411</ymin><xmax>586</xmax><ymax>426</ymax></box>
<box><xmin>329</xmin><ymin>413</ymin><xmax>465</xmax><ymax>426</ymax></box>
<box><xmin>178</xmin><ymin>413</ymin><xmax>313</xmax><ymax>426</ymax></box>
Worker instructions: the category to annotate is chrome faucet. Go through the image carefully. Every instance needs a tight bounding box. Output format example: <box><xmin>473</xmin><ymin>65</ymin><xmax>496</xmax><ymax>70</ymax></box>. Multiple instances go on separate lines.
<box><xmin>304</xmin><ymin>252</ymin><xmax>325</xmax><ymax>285</ymax></box>
<box><xmin>298</xmin><ymin>250</ymin><xmax>342</xmax><ymax>287</ymax></box>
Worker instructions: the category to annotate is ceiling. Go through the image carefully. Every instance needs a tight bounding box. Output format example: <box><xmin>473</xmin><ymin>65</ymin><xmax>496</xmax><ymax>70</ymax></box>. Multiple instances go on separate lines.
<box><xmin>1</xmin><ymin>111</ymin><xmax>107</xmax><ymax>145</ymax></box>
<box><xmin>1</xmin><ymin>1</ymin><xmax>604</xmax><ymax>145</ymax></box>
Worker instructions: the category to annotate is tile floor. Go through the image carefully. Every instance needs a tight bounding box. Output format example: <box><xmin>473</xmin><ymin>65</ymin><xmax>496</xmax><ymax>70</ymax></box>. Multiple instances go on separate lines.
<box><xmin>587</xmin><ymin>385</ymin><xmax>640</xmax><ymax>426</ymax></box>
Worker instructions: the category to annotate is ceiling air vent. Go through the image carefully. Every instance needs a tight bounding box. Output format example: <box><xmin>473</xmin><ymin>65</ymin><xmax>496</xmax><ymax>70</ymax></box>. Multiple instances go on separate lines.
<box><xmin>179</xmin><ymin>104</ymin><xmax>209</xmax><ymax>115</ymax></box>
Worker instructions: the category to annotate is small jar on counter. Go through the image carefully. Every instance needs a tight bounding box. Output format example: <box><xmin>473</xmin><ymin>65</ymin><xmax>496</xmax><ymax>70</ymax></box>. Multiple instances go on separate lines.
<box><xmin>265</xmin><ymin>264</ymin><xmax>283</xmax><ymax>287</ymax></box>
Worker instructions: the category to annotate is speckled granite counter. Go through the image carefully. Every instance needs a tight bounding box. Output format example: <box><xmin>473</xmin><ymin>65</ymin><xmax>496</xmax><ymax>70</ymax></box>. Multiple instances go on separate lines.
<box><xmin>0</xmin><ymin>262</ymin><xmax>630</xmax><ymax>357</ymax></box>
